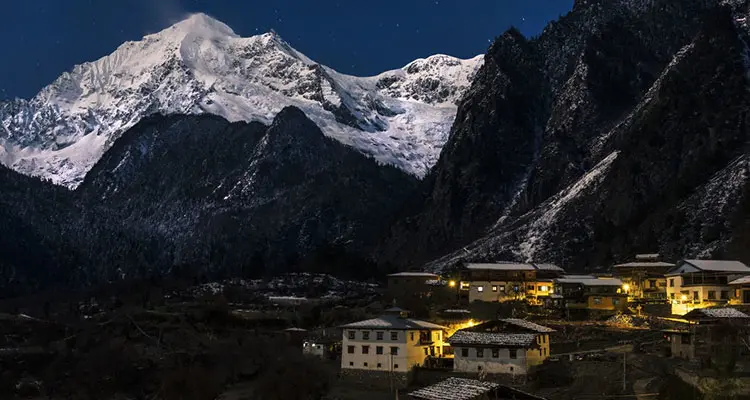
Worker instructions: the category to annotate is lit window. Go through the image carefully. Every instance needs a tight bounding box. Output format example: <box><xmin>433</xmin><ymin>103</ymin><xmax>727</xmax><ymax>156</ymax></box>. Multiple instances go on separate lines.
<box><xmin>540</xmin><ymin>286</ymin><xmax>549</xmax><ymax>292</ymax></box>
<box><xmin>492</xmin><ymin>286</ymin><xmax>498</xmax><ymax>292</ymax></box>
<box><xmin>593</xmin><ymin>297</ymin><xmax>602</xmax><ymax>305</ymax></box>
<box><xmin>477</xmin><ymin>286</ymin><xmax>484</xmax><ymax>293</ymax></box>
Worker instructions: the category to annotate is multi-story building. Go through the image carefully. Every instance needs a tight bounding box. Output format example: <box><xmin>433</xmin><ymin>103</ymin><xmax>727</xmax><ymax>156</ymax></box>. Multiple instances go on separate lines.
<box><xmin>385</xmin><ymin>272</ymin><xmax>442</xmax><ymax>304</ymax></box>
<box><xmin>665</xmin><ymin>260</ymin><xmax>750</xmax><ymax>315</ymax></box>
<box><xmin>339</xmin><ymin>307</ymin><xmax>447</xmax><ymax>384</ymax></box>
<box><xmin>730</xmin><ymin>276</ymin><xmax>750</xmax><ymax>305</ymax></box>
<box><xmin>459</xmin><ymin>263</ymin><xmax>565</xmax><ymax>303</ymax></box>
<box><xmin>554</xmin><ymin>276</ymin><xmax>627</xmax><ymax>317</ymax></box>
<box><xmin>448</xmin><ymin>319</ymin><xmax>554</xmax><ymax>375</ymax></box>
<box><xmin>613</xmin><ymin>254</ymin><xmax>674</xmax><ymax>302</ymax></box>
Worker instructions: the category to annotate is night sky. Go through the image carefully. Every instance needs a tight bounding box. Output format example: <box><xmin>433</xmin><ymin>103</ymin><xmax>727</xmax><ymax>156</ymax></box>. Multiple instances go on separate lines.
<box><xmin>0</xmin><ymin>0</ymin><xmax>574</xmax><ymax>101</ymax></box>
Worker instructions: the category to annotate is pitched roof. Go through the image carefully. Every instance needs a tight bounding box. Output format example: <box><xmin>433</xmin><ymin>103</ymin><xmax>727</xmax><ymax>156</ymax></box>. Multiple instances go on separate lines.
<box><xmin>730</xmin><ymin>276</ymin><xmax>750</xmax><ymax>285</ymax></box>
<box><xmin>683</xmin><ymin>308</ymin><xmax>750</xmax><ymax>320</ymax></box>
<box><xmin>501</xmin><ymin>318</ymin><xmax>555</xmax><ymax>333</ymax></box>
<box><xmin>532</xmin><ymin>263</ymin><xmax>565</xmax><ymax>272</ymax></box>
<box><xmin>387</xmin><ymin>272</ymin><xmax>440</xmax><ymax>278</ymax></box>
<box><xmin>555</xmin><ymin>277</ymin><xmax>623</xmax><ymax>287</ymax></box>
<box><xmin>681</xmin><ymin>260</ymin><xmax>750</xmax><ymax>273</ymax></box>
<box><xmin>466</xmin><ymin>262</ymin><xmax>536</xmax><ymax>271</ymax></box>
<box><xmin>614</xmin><ymin>261</ymin><xmax>675</xmax><ymax>268</ymax></box>
<box><xmin>448</xmin><ymin>331</ymin><xmax>538</xmax><ymax>347</ymax></box>
<box><xmin>339</xmin><ymin>314</ymin><xmax>446</xmax><ymax>330</ymax></box>
<box><xmin>409</xmin><ymin>378</ymin><xmax>499</xmax><ymax>400</ymax></box>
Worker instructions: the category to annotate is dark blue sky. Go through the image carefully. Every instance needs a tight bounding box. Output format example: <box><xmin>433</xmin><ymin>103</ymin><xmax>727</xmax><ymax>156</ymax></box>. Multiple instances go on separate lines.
<box><xmin>0</xmin><ymin>0</ymin><xmax>573</xmax><ymax>100</ymax></box>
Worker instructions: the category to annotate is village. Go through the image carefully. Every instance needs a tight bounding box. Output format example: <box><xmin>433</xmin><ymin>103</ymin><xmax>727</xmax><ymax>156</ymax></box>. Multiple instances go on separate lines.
<box><xmin>2</xmin><ymin>256</ymin><xmax>750</xmax><ymax>399</ymax></box>
<box><xmin>286</xmin><ymin>255</ymin><xmax>750</xmax><ymax>399</ymax></box>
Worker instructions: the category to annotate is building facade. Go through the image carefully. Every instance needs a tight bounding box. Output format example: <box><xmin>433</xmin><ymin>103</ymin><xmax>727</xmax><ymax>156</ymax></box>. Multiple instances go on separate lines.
<box><xmin>554</xmin><ymin>276</ymin><xmax>627</xmax><ymax>316</ymax></box>
<box><xmin>448</xmin><ymin>319</ymin><xmax>554</xmax><ymax>375</ymax></box>
<box><xmin>460</xmin><ymin>263</ymin><xmax>565</xmax><ymax>303</ymax></box>
<box><xmin>339</xmin><ymin>308</ymin><xmax>447</xmax><ymax>375</ymax></box>
<box><xmin>613</xmin><ymin>254</ymin><xmax>674</xmax><ymax>302</ymax></box>
<box><xmin>665</xmin><ymin>260</ymin><xmax>750</xmax><ymax>315</ymax></box>
<box><xmin>730</xmin><ymin>276</ymin><xmax>750</xmax><ymax>305</ymax></box>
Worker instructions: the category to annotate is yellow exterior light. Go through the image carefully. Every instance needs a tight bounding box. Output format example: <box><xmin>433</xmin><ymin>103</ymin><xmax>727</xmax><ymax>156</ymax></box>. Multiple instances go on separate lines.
<box><xmin>680</xmin><ymin>294</ymin><xmax>688</xmax><ymax>302</ymax></box>
<box><xmin>449</xmin><ymin>280</ymin><xmax>457</xmax><ymax>288</ymax></box>
<box><xmin>467</xmin><ymin>319</ymin><xmax>475</xmax><ymax>327</ymax></box>
<box><xmin>622</xmin><ymin>284</ymin><xmax>630</xmax><ymax>293</ymax></box>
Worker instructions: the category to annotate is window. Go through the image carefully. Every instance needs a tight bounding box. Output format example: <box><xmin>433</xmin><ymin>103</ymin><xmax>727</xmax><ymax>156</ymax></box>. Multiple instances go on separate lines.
<box><xmin>348</xmin><ymin>331</ymin><xmax>355</xmax><ymax>340</ymax></box>
<box><xmin>669</xmin><ymin>279</ymin><xmax>674</xmax><ymax>287</ymax></box>
<box><xmin>681</xmin><ymin>334</ymin><xmax>691</xmax><ymax>345</ymax></box>
<box><xmin>376</xmin><ymin>331</ymin><xmax>383</xmax><ymax>340</ymax></box>
<box><xmin>390</xmin><ymin>347</ymin><xmax>399</xmax><ymax>355</ymax></box>
<box><xmin>540</xmin><ymin>285</ymin><xmax>549</xmax><ymax>292</ymax></box>
<box><xmin>492</xmin><ymin>285</ymin><xmax>498</xmax><ymax>292</ymax></box>
<box><xmin>461</xmin><ymin>348</ymin><xmax>469</xmax><ymax>357</ymax></box>
<box><xmin>377</xmin><ymin>363</ymin><xmax>382</xmax><ymax>368</ymax></box>
<box><xmin>364</xmin><ymin>362</ymin><xmax>368</xmax><ymax>367</ymax></box>
<box><xmin>527</xmin><ymin>285</ymin><xmax>535</xmax><ymax>291</ymax></box>
<box><xmin>410</xmin><ymin>332</ymin><xmax>414</xmax><ymax>341</ymax></box>
<box><xmin>436</xmin><ymin>331</ymin><xmax>441</xmax><ymax>341</ymax></box>
<box><xmin>499</xmin><ymin>286</ymin><xmax>506</xmax><ymax>292</ymax></box>
<box><xmin>736</xmin><ymin>289</ymin><xmax>742</xmax><ymax>298</ymax></box>
<box><xmin>347</xmin><ymin>346</ymin><xmax>355</xmax><ymax>354</ymax></box>
<box><xmin>362</xmin><ymin>346</ymin><xmax>369</xmax><ymax>354</ymax></box>
<box><xmin>593</xmin><ymin>297</ymin><xmax>602</xmax><ymax>305</ymax></box>
<box><xmin>362</xmin><ymin>331</ymin><xmax>370</xmax><ymax>340</ymax></box>
<box><xmin>693</xmin><ymin>291</ymin><xmax>699</xmax><ymax>301</ymax></box>
<box><xmin>708</xmin><ymin>291</ymin><xmax>716</xmax><ymax>300</ymax></box>
<box><xmin>376</xmin><ymin>346</ymin><xmax>383</xmax><ymax>355</ymax></box>
<box><xmin>477</xmin><ymin>286</ymin><xmax>484</xmax><ymax>293</ymax></box>
<box><xmin>721</xmin><ymin>291</ymin><xmax>729</xmax><ymax>300</ymax></box>
<box><xmin>492</xmin><ymin>348</ymin><xmax>499</xmax><ymax>358</ymax></box>
<box><xmin>394</xmin><ymin>364</ymin><xmax>399</xmax><ymax>369</ymax></box>
<box><xmin>649</xmin><ymin>280</ymin><xmax>656</xmax><ymax>288</ymax></box>
<box><xmin>349</xmin><ymin>362</ymin><xmax>353</xmax><ymax>366</ymax></box>
<box><xmin>424</xmin><ymin>348</ymin><xmax>428</xmax><ymax>356</ymax></box>
<box><xmin>509</xmin><ymin>349</ymin><xmax>517</xmax><ymax>359</ymax></box>
<box><xmin>476</xmin><ymin>348</ymin><xmax>484</xmax><ymax>358</ymax></box>
<box><xmin>613</xmin><ymin>298</ymin><xmax>620</xmax><ymax>306</ymax></box>
<box><xmin>391</xmin><ymin>332</ymin><xmax>398</xmax><ymax>340</ymax></box>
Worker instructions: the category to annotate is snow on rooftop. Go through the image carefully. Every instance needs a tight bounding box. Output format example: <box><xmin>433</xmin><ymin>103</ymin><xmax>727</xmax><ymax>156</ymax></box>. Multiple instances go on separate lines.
<box><xmin>684</xmin><ymin>308</ymin><xmax>750</xmax><ymax>319</ymax></box>
<box><xmin>533</xmin><ymin>263</ymin><xmax>564</xmax><ymax>271</ymax></box>
<box><xmin>340</xmin><ymin>314</ymin><xmax>447</xmax><ymax>330</ymax></box>
<box><xmin>409</xmin><ymin>378</ymin><xmax>500</xmax><ymax>400</ymax></box>
<box><xmin>501</xmin><ymin>318</ymin><xmax>555</xmax><ymax>333</ymax></box>
<box><xmin>614</xmin><ymin>261</ymin><xmax>675</xmax><ymax>268</ymax></box>
<box><xmin>682</xmin><ymin>260</ymin><xmax>750</xmax><ymax>273</ymax></box>
<box><xmin>448</xmin><ymin>331</ymin><xmax>538</xmax><ymax>348</ymax></box>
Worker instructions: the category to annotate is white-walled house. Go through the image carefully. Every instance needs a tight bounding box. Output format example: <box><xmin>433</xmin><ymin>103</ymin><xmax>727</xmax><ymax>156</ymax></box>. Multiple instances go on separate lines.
<box><xmin>665</xmin><ymin>260</ymin><xmax>750</xmax><ymax>315</ymax></box>
<box><xmin>448</xmin><ymin>319</ymin><xmax>554</xmax><ymax>375</ymax></box>
<box><xmin>339</xmin><ymin>308</ymin><xmax>447</xmax><ymax>374</ymax></box>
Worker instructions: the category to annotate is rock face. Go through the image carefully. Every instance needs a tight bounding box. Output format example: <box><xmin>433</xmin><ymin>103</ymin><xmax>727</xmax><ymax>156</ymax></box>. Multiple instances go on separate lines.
<box><xmin>76</xmin><ymin>107</ymin><xmax>417</xmax><ymax>281</ymax></box>
<box><xmin>0</xmin><ymin>13</ymin><xmax>482</xmax><ymax>188</ymax></box>
<box><xmin>382</xmin><ymin>0</ymin><xmax>750</xmax><ymax>271</ymax></box>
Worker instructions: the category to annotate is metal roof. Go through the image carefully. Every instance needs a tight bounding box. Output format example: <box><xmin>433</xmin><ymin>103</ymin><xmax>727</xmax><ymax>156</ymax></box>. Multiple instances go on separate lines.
<box><xmin>448</xmin><ymin>331</ymin><xmax>537</xmax><ymax>348</ymax></box>
<box><xmin>532</xmin><ymin>263</ymin><xmax>565</xmax><ymax>272</ymax></box>
<box><xmin>339</xmin><ymin>314</ymin><xmax>446</xmax><ymax>330</ymax></box>
<box><xmin>555</xmin><ymin>277</ymin><xmax>623</xmax><ymax>287</ymax></box>
<box><xmin>730</xmin><ymin>276</ymin><xmax>750</xmax><ymax>285</ymax></box>
<box><xmin>614</xmin><ymin>261</ymin><xmax>675</xmax><ymax>268</ymax></box>
<box><xmin>409</xmin><ymin>378</ymin><xmax>499</xmax><ymax>400</ymax></box>
<box><xmin>466</xmin><ymin>262</ymin><xmax>535</xmax><ymax>271</ymax></box>
<box><xmin>680</xmin><ymin>260</ymin><xmax>750</xmax><ymax>273</ymax></box>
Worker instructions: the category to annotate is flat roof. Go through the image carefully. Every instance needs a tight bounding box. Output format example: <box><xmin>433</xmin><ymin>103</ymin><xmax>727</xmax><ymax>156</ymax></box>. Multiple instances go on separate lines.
<box><xmin>409</xmin><ymin>378</ymin><xmax>499</xmax><ymax>400</ymax></box>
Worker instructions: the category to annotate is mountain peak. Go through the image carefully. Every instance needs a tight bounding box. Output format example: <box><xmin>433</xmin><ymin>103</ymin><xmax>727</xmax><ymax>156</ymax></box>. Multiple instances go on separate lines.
<box><xmin>166</xmin><ymin>13</ymin><xmax>239</xmax><ymax>39</ymax></box>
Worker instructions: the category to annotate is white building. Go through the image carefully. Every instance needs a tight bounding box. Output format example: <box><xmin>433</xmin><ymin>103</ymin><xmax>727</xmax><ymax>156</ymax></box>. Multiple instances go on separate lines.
<box><xmin>339</xmin><ymin>308</ymin><xmax>447</xmax><ymax>373</ymax></box>
<box><xmin>448</xmin><ymin>319</ymin><xmax>554</xmax><ymax>375</ymax></box>
<box><xmin>459</xmin><ymin>263</ymin><xmax>565</xmax><ymax>303</ymax></box>
<box><xmin>665</xmin><ymin>260</ymin><xmax>750</xmax><ymax>315</ymax></box>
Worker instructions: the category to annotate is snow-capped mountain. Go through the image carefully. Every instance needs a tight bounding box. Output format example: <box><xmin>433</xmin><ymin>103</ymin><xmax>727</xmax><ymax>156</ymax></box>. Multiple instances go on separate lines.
<box><xmin>0</xmin><ymin>13</ymin><xmax>482</xmax><ymax>188</ymax></box>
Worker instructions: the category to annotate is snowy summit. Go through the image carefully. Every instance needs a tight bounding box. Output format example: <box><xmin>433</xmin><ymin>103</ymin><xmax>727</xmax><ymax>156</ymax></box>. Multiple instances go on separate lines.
<box><xmin>0</xmin><ymin>13</ymin><xmax>483</xmax><ymax>188</ymax></box>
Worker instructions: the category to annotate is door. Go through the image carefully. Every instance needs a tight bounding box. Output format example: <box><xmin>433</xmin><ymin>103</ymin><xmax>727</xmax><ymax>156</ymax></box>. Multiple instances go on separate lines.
<box><xmin>743</xmin><ymin>290</ymin><xmax>750</xmax><ymax>304</ymax></box>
